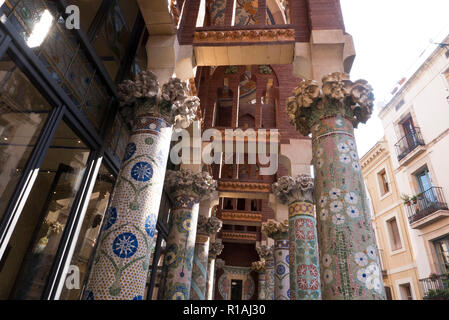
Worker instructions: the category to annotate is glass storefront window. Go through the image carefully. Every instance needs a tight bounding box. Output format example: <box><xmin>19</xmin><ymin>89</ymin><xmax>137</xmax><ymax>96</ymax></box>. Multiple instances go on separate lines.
<box><xmin>59</xmin><ymin>164</ymin><xmax>115</xmax><ymax>300</ymax></box>
<box><xmin>0</xmin><ymin>53</ymin><xmax>52</xmax><ymax>225</ymax></box>
<box><xmin>0</xmin><ymin>121</ymin><xmax>90</xmax><ymax>300</ymax></box>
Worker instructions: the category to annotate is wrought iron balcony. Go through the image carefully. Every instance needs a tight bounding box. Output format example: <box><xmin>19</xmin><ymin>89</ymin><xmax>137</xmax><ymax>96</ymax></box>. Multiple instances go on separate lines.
<box><xmin>394</xmin><ymin>128</ymin><xmax>425</xmax><ymax>161</ymax></box>
<box><xmin>405</xmin><ymin>187</ymin><xmax>449</xmax><ymax>225</ymax></box>
<box><xmin>420</xmin><ymin>274</ymin><xmax>449</xmax><ymax>298</ymax></box>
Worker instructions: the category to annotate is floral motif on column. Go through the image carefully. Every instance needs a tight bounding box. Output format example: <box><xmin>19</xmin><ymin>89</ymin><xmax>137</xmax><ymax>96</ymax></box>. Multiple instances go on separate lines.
<box><xmin>273</xmin><ymin>174</ymin><xmax>321</xmax><ymax>300</ymax></box>
<box><xmin>256</xmin><ymin>245</ymin><xmax>274</xmax><ymax>300</ymax></box>
<box><xmin>85</xmin><ymin>72</ymin><xmax>199</xmax><ymax>300</ymax></box>
<box><xmin>262</xmin><ymin>221</ymin><xmax>290</xmax><ymax>300</ymax></box>
<box><xmin>286</xmin><ymin>72</ymin><xmax>386</xmax><ymax>300</ymax></box>
<box><xmin>206</xmin><ymin>241</ymin><xmax>224</xmax><ymax>300</ymax></box>
<box><xmin>251</xmin><ymin>259</ymin><xmax>267</xmax><ymax>300</ymax></box>
<box><xmin>159</xmin><ymin>170</ymin><xmax>217</xmax><ymax>300</ymax></box>
<box><xmin>191</xmin><ymin>216</ymin><xmax>223</xmax><ymax>300</ymax></box>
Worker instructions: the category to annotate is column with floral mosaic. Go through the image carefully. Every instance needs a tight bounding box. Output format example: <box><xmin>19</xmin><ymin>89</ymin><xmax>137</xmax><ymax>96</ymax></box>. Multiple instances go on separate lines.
<box><xmin>272</xmin><ymin>174</ymin><xmax>321</xmax><ymax>300</ymax></box>
<box><xmin>84</xmin><ymin>72</ymin><xmax>199</xmax><ymax>300</ymax></box>
<box><xmin>262</xmin><ymin>221</ymin><xmax>290</xmax><ymax>300</ymax></box>
<box><xmin>251</xmin><ymin>259</ymin><xmax>267</xmax><ymax>300</ymax></box>
<box><xmin>158</xmin><ymin>170</ymin><xmax>217</xmax><ymax>300</ymax></box>
<box><xmin>191</xmin><ymin>216</ymin><xmax>223</xmax><ymax>300</ymax></box>
<box><xmin>286</xmin><ymin>73</ymin><xmax>386</xmax><ymax>300</ymax></box>
<box><xmin>256</xmin><ymin>245</ymin><xmax>275</xmax><ymax>300</ymax></box>
<box><xmin>206</xmin><ymin>241</ymin><xmax>224</xmax><ymax>300</ymax></box>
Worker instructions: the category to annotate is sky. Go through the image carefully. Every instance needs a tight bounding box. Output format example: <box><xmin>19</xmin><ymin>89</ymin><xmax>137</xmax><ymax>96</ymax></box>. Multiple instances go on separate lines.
<box><xmin>340</xmin><ymin>0</ymin><xmax>449</xmax><ymax>156</ymax></box>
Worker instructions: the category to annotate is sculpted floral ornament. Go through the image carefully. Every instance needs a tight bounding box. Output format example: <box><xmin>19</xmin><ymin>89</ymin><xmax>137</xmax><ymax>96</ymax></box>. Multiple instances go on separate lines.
<box><xmin>117</xmin><ymin>71</ymin><xmax>198</xmax><ymax>129</ymax></box>
<box><xmin>215</xmin><ymin>258</ymin><xmax>226</xmax><ymax>269</ymax></box>
<box><xmin>209</xmin><ymin>242</ymin><xmax>224</xmax><ymax>259</ymax></box>
<box><xmin>272</xmin><ymin>174</ymin><xmax>314</xmax><ymax>205</ymax></box>
<box><xmin>286</xmin><ymin>72</ymin><xmax>375</xmax><ymax>135</ymax></box>
<box><xmin>251</xmin><ymin>259</ymin><xmax>266</xmax><ymax>273</ymax></box>
<box><xmin>197</xmin><ymin>216</ymin><xmax>223</xmax><ymax>236</ymax></box>
<box><xmin>262</xmin><ymin>220</ymin><xmax>289</xmax><ymax>239</ymax></box>
<box><xmin>256</xmin><ymin>245</ymin><xmax>273</xmax><ymax>260</ymax></box>
<box><xmin>165</xmin><ymin>169</ymin><xmax>217</xmax><ymax>201</ymax></box>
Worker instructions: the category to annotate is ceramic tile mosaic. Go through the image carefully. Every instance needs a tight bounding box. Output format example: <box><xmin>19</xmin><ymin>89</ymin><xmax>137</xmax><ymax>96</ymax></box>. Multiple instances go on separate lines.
<box><xmin>191</xmin><ymin>241</ymin><xmax>209</xmax><ymax>300</ymax></box>
<box><xmin>273</xmin><ymin>238</ymin><xmax>290</xmax><ymax>300</ymax></box>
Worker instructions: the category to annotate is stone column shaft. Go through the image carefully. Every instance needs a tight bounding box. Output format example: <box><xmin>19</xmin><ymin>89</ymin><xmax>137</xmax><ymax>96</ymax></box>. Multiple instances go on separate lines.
<box><xmin>206</xmin><ymin>242</ymin><xmax>224</xmax><ymax>300</ymax></box>
<box><xmin>287</xmin><ymin>73</ymin><xmax>386</xmax><ymax>300</ymax></box>
<box><xmin>159</xmin><ymin>170</ymin><xmax>217</xmax><ymax>300</ymax></box>
<box><xmin>273</xmin><ymin>175</ymin><xmax>321</xmax><ymax>300</ymax></box>
<box><xmin>256</xmin><ymin>245</ymin><xmax>274</xmax><ymax>300</ymax></box>
<box><xmin>85</xmin><ymin>73</ymin><xmax>198</xmax><ymax>300</ymax></box>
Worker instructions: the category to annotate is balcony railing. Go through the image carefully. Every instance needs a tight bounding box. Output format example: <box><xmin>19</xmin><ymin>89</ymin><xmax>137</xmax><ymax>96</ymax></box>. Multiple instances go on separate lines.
<box><xmin>420</xmin><ymin>274</ymin><xmax>449</xmax><ymax>298</ymax></box>
<box><xmin>405</xmin><ymin>187</ymin><xmax>449</xmax><ymax>224</ymax></box>
<box><xmin>394</xmin><ymin>128</ymin><xmax>425</xmax><ymax>161</ymax></box>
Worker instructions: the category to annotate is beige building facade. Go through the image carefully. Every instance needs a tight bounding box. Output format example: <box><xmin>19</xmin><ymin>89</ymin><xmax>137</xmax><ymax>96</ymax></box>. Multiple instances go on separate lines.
<box><xmin>369</xmin><ymin>34</ymin><xmax>449</xmax><ymax>299</ymax></box>
<box><xmin>361</xmin><ymin>139</ymin><xmax>422</xmax><ymax>300</ymax></box>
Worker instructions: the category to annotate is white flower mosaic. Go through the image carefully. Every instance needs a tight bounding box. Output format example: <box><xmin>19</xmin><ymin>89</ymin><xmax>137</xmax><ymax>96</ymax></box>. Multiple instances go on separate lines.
<box><xmin>319</xmin><ymin>196</ymin><xmax>327</xmax><ymax>208</ymax></box>
<box><xmin>323</xmin><ymin>269</ymin><xmax>333</xmax><ymax>284</ymax></box>
<box><xmin>316</xmin><ymin>159</ymin><xmax>324</xmax><ymax>168</ymax></box>
<box><xmin>329</xmin><ymin>188</ymin><xmax>342</xmax><ymax>200</ymax></box>
<box><xmin>340</xmin><ymin>153</ymin><xmax>351</xmax><ymax>164</ymax></box>
<box><xmin>350</xmin><ymin>151</ymin><xmax>359</xmax><ymax>161</ymax></box>
<box><xmin>320</xmin><ymin>209</ymin><xmax>329</xmax><ymax>221</ymax></box>
<box><xmin>330</xmin><ymin>201</ymin><xmax>344</xmax><ymax>213</ymax></box>
<box><xmin>348</xmin><ymin>140</ymin><xmax>356</xmax><ymax>150</ymax></box>
<box><xmin>346</xmin><ymin>206</ymin><xmax>360</xmax><ymax>218</ymax></box>
<box><xmin>352</xmin><ymin>162</ymin><xmax>361</xmax><ymax>171</ymax></box>
<box><xmin>323</xmin><ymin>254</ymin><xmax>332</xmax><ymax>268</ymax></box>
<box><xmin>366</xmin><ymin>245</ymin><xmax>377</xmax><ymax>260</ymax></box>
<box><xmin>316</xmin><ymin>148</ymin><xmax>324</xmax><ymax>157</ymax></box>
<box><xmin>345</xmin><ymin>192</ymin><xmax>359</xmax><ymax>205</ymax></box>
<box><xmin>354</xmin><ymin>252</ymin><xmax>369</xmax><ymax>267</ymax></box>
<box><xmin>337</xmin><ymin>143</ymin><xmax>350</xmax><ymax>153</ymax></box>
<box><xmin>332</xmin><ymin>214</ymin><xmax>345</xmax><ymax>225</ymax></box>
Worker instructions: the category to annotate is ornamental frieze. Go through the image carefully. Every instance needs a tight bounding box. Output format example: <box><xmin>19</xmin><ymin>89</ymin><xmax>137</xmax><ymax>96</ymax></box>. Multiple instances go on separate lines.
<box><xmin>193</xmin><ymin>28</ymin><xmax>295</xmax><ymax>44</ymax></box>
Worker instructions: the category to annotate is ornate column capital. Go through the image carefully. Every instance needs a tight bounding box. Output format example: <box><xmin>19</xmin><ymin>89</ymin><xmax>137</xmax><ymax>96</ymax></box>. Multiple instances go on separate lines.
<box><xmin>286</xmin><ymin>72</ymin><xmax>375</xmax><ymax>136</ymax></box>
<box><xmin>251</xmin><ymin>259</ymin><xmax>266</xmax><ymax>274</ymax></box>
<box><xmin>209</xmin><ymin>241</ymin><xmax>224</xmax><ymax>260</ymax></box>
<box><xmin>165</xmin><ymin>169</ymin><xmax>217</xmax><ymax>203</ymax></box>
<box><xmin>256</xmin><ymin>245</ymin><xmax>273</xmax><ymax>261</ymax></box>
<box><xmin>215</xmin><ymin>258</ymin><xmax>225</xmax><ymax>270</ymax></box>
<box><xmin>197</xmin><ymin>216</ymin><xmax>223</xmax><ymax>242</ymax></box>
<box><xmin>262</xmin><ymin>220</ymin><xmax>289</xmax><ymax>240</ymax></box>
<box><xmin>272</xmin><ymin>174</ymin><xmax>314</xmax><ymax>205</ymax></box>
<box><xmin>118</xmin><ymin>71</ymin><xmax>199</xmax><ymax>129</ymax></box>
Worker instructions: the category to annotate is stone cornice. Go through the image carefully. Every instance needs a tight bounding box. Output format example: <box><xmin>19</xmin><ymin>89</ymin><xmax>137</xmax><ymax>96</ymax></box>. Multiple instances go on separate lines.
<box><xmin>272</xmin><ymin>174</ymin><xmax>314</xmax><ymax>205</ymax></box>
<box><xmin>219</xmin><ymin>211</ymin><xmax>262</xmax><ymax>223</ymax></box>
<box><xmin>217</xmin><ymin>181</ymin><xmax>272</xmax><ymax>193</ymax></box>
<box><xmin>193</xmin><ymin>28</ymin><xmax>295</xmax><ymax>45</ymax></box>
<box><xmin>286</xmin><ymin>72</ymin><xmax>375</xmax><ymax>136</ymax></box>
<box><xmin>221</xmin><ymin>231</ymin><xmax>257</xmax><ymax>242</ymax></box>
<box><xmin>360</xmin><ymin>141</ymin><xmax>388</xmax><ymax>170</ymax></box>
<box><xmin>165</xmin><ymin>169</ymin><xmax>217</xmax><ymax>201</ymax></box>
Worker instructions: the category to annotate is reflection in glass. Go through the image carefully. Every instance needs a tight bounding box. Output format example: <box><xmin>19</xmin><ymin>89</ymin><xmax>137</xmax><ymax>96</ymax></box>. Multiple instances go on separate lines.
<box><xmin>0</xmin><ymin>53</ymin><xmax>52</xmax><ymax>225</ymax></box>
<box><xmin>0</xmin><ymin>122</ymin><xmax>90</xmax><ymax>299</ymax></box>
<box><xmin>59</xmin><ymin>164</ymin><xmax>115</xmax><ymax>300</ymax></box>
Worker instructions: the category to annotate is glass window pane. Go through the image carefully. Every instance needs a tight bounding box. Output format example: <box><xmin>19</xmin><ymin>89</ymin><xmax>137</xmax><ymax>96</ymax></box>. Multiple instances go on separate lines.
<box><xmin>0</xmin><ymin>53</ymin><xmax>52</xmax><ymax>224</ymax></box>
<box><xmin>59</xmin><ymin>164</ymin><xmax>115</xmax><ymax>300</ymax></box>
<box><xmin>0</xmin><ymin>121</ymin><xmax>90</xmax><ymax>300</ymax></box>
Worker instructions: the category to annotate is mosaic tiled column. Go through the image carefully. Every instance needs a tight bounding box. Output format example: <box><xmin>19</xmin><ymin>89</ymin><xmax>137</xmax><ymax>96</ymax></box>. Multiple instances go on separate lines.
<box><xmin>287</xmin><ymin>73</ymin><xmax>386</xmax><ymax>300</ymax></box>
<box><xmin>191</xmin><ymin>216</ymin><xmax>222</xmax><ymax>300</ymax></box>
<box><xmin>206</xmin><ymin>242</ymin><xmax>224</xmax><ymax>300</ymax></box>
<box><xmin>257</xmin><ymin>245</ymin><xmax>274</xmax><ymax>300</ymax></box>
<box><xmin>159</xmin><ymin>170</ymin><xmax>217</xmax><ymax>300</ymax></box>
<box><xmin>251</xmin><ymin>260</ymin><xmax>267</xmax><ymax>300</ymax></box>
<box><xmin>84</xmin><ymin>73</ymin><xmax>199</xmax><ymax>300</ymax></box>
<box><xmin>211</xmin><ymin>258</ymin><xmax>225</xmax><ymax>299</ymax></box>
<box><xmin>272</xmin><ymin>175</ymin><xmax>321</xmax><ymax>300</ymax></box>
<box><xmin>262</xmin><ymin>221</ymin><xmax>290</xmax><ymax>300</ymax></box>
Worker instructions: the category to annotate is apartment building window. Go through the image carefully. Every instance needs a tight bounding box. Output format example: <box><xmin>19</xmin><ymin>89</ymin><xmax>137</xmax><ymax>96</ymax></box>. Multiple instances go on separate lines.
<box><xmin>434</xmin><ymin>236</ymin><xmax>449</xmax><ymax>273</ymax></box>
<box><xmin>377</xmin><ymin>169</ymin><xmax>390</xmax><ymax>196</ymax></box>
<box><xmin>399</xmin><ymin>283</ymin><xmax>413</xmax><ymax>300</ymax></box>
<box><xmin>387</xmin><ymin>217</ymin><xmax>402</xmax><ymax>251</ymax></box>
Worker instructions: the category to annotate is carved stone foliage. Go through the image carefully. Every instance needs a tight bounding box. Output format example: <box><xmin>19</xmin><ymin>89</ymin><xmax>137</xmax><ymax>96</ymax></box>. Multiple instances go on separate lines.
<box><xmin>197</xmin><ymin>216</ymin><xmax>223</xmax><ymax>236</ymax></box>
<box><xmin>215</xmin><ymin>258</ymin><xmax>226</xmax><ymax>269</ymax></box>
<box><xmin>262</xmin><ymin>220</ymin><xmax>289</xmax><ymax>240</ymax></box>
<box><xmin>165</xmin><ymin>169</ymin><xmax>217</xmax><ymax>201</ymax></box>
<box><xmin>117</xmin><ymin>71</ymin><xmax>199</xmax><ymax>129</ymax></box>
<box><xmin>272</xmin><ymin>174</ymin><xmax>314</xmax><ymax>205</ymax></box>
<box><xmin>256</xmin><ymin>245</ymin><xmax>273</xmax><ymax>260</ymax></box>
<box><xmin>286</xmin><ymin>72</ymin><xmax>375</xmax><ymax>136</ymax></box>
<box><xmin>193</xmin><ymin>28</ymin><xmax>295</xmax><ymax>44</ymax></box>
<box><xmin>251</xmin><ymin>259</ymin><xmax>266</xmax><ymax>273</ymax></box>
<box><xmin>209</xmin><ymin>242</ymin><xmax>225</xmax><ymax>259</ymax></box>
